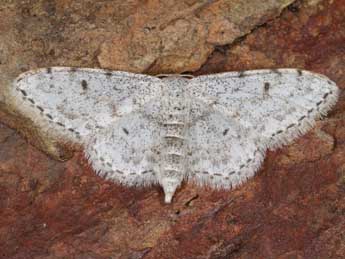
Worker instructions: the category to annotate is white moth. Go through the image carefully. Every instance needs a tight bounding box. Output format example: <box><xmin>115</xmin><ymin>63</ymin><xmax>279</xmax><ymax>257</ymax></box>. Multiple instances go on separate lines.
<box><xmin>10</xmin><ymin>67</ymin><xmax>339</xmax><ymax>203</ymax></box>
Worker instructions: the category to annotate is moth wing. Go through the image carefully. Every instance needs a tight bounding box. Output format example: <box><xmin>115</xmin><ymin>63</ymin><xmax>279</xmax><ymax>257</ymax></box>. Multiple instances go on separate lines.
<box><xmin>186</xmin><ymin>109</ymin><xmax>265</xmax><ymax>188</ymax></box>
<box><xmin>11</xmin><ymin>67</ymin><xmax>163</xmax><ymax>144</ymax></box>
<box><xmin>85</xmin><ymin>110</ymin><xmax>162</xmax><ymax>186</ymax></box>
<box><xmin>188</xmin><ymin>69</ymin><xmax>338</xmax><ymax>150</ymax></box>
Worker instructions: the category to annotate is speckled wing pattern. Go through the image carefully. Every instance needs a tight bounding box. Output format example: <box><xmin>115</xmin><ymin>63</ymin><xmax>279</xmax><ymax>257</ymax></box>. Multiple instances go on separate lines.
<box><xmin>11</xmin><ymin>67</ymin><xmax>339</xmax><ymax>203</ymax></box>
<box><xmin>87</xmin><ymin>111</ymin><xmax>162</xmax><ymax>187</ymax></box>
<box><xmin>11</xmin><ymin>67</ymin><xmax>163</xmax><ymax>143</ymax></box>
<box><xmin>186</xmin><ymin>69</ymin><xmax>338</xmax><ymax>189</ymax></box>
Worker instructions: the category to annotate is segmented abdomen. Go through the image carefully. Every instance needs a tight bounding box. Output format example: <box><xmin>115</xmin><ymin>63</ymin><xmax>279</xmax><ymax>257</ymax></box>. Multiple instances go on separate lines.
<box><xmin>160</xmin><ymin>103</ymin><xmax>188</xmax><ymax>179</ymax></box>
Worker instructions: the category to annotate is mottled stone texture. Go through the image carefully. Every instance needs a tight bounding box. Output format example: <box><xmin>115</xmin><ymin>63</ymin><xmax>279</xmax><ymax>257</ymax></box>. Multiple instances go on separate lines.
<box><xmin>0</xmin><ymin>0</ymin><xmax>344</xmax><ymax>258</ymax></box>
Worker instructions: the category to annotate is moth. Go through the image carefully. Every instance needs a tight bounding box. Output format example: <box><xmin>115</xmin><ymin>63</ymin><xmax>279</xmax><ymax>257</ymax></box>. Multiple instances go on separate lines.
<box><xmin>10</xmin><ymin>67</ymin><xmax>339</xmax><ymax>203</ymax></box>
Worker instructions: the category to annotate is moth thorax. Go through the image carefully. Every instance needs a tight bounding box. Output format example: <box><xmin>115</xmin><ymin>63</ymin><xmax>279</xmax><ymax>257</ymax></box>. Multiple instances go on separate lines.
<box><xmin>162</xmin><ymin>76</ymin><xmax>189</xmax><ymax>98</ymax></box>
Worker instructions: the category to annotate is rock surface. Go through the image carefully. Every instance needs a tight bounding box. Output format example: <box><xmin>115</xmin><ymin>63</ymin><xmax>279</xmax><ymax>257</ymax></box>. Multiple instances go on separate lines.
<box><xmin>0</xmin><ymin>0</ymin><xmax>345</xmax><ymax>258</ymax></box>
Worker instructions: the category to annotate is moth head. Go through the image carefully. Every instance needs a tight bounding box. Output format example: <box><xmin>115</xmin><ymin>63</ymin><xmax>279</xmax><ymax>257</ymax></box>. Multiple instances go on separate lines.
<box><xmin>158</xmin><ymin>75</ymin><xmax>191</xmax><ymax>99</ymax></box>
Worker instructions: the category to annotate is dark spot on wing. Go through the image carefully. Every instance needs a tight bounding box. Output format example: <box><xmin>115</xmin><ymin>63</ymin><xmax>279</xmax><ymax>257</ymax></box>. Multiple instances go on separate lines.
<box><xmin>28</xmin><ymin>98</ymin><xmax>35</xmax><ymax>104</ymax></box>
<box><xmin>122</xmin><ymin>128</ymin><xmax>129</xmax><ymax>135</ymax></box>
<box><xmin>287</xmin><ymin>123</ymin><xmax>295</xmax><ymax>129</ymax></box>
<box><xmin>298</xmin><ymin>115</ymin><xmax>306</xmax><ymax>121</ymax></box>
<box><xmin>223</xmin><ymin>129</ymin><xmax>229</xmax><ymax>136</ymax></box>
<box><xmin>297</xmin><ymin>69</ymin><xmax>303</xmax><ymax>76</ymax></box>
<box><xmin>20</xmin><ymin>89</ymin><xmax>27</xmax><ymax>96</ymax></box>
<box><xmin>81</xmin><ymin>80</ymin><xmax>88</xmax><ymax>90</ymax></box>
<box><xmin>45</xmin><ymin>114</ymin><xmax>53</xmax><ymax>120</ymax></box>
<box><xmin>264</xmin><ymin>82</ymin><xmax>270</xmax><ymax>91</ymax></box>
<box><xmin>47</xmin><ymin>67</ymin><xmax>52</xmax><ymax>74</ymax></box>
<box><xmin>56</xmin><ymin>122</ymin><xmax>65</xmax><ymax>127</ymax></box>
<box><xmin>36</xmin><ymin>106</ymin><xmax>44</xmax><ymax>112</ymax></box>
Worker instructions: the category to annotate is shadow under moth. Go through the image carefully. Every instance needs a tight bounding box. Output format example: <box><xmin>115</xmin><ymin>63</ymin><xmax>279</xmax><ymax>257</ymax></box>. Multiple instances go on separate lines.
<box><xmin>9</xmin><ymin>67</ymin><xmax>339</xmax><ymax>203</ymax></box>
